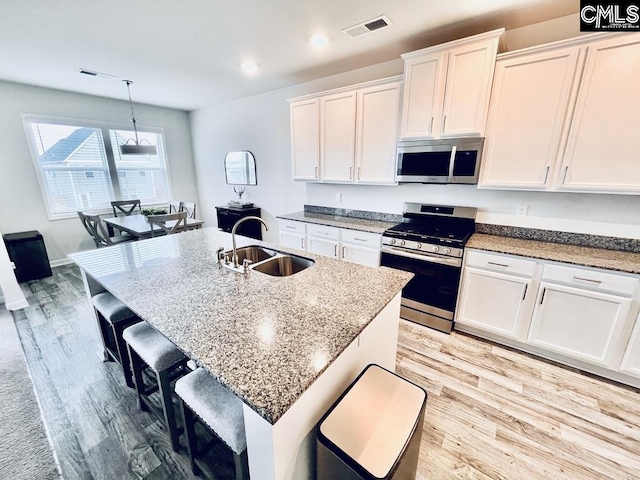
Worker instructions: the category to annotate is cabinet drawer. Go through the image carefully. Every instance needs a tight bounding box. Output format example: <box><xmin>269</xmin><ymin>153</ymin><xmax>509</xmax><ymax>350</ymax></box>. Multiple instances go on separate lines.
<box><xmin>307</xmin><ymin>223</ymin><xmax>340</xmax><ymax>240</ymax></box>
<box><xmin>465</xmin><ymin>250</ymin><xmax>537</xmax><ymax>277</ymax></box>
<box><xmin>542</xmin><ymin>264</ymin><xmax>639</xmax><ymax>296</ymax></box>
<box><xmin>341</xmin><ymin>229</ymin><xmax>381</xmax><ymax>248</ymax></box>
<box><xmin>279</xmin><ymin>220</ymin><xmax>306</xmax><ymax>235</ymax></box>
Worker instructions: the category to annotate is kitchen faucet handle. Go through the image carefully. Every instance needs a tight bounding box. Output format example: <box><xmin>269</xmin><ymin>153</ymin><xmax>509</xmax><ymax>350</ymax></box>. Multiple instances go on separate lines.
<box><xmin>216</xmin><ymin>247</ymin><xmax>225</xmax><ymax>264</ymax></box>
<box><xmin>242</xmin><ymin>258</ymin><xmax>253</xmax><ymax>274</ymax></box>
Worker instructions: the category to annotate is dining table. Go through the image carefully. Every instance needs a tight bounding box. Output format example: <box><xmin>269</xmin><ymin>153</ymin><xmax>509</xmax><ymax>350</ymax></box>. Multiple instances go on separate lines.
<box><xmin>103</xmin><ymin>214</ymin><xmax>204</xmax><ymax>239</ymax></box>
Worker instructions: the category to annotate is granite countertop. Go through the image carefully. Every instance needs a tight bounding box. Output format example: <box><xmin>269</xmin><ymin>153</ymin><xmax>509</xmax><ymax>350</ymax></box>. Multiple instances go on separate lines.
<box><xmin>468</xmin><ymin>233</ymin><xmax>640</xmax><ymax>275</ymax></box>
<box><xmin>70</xmin><ymin>228</ymin><xmax>412</xmax><ymax>424</ymax></box>
<box><xmin>276</xmin><ymin>211</ymin><xmax>398</xmax><ymax>234</ymax></box>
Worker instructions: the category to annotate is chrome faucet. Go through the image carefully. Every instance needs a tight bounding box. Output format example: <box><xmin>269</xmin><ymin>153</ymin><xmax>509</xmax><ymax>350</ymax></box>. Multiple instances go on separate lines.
<box><xmin>231</xmin><ymin>216</ymin><xmax>269</xmax><ymax>268</ymax></box>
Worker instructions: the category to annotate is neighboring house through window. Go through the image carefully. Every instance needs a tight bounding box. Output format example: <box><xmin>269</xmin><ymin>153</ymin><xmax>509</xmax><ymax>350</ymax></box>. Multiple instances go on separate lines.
<box><xmin>22</xmin><ymin>117</ymin><xmax>171</xmax><ymax>219</ymax></box>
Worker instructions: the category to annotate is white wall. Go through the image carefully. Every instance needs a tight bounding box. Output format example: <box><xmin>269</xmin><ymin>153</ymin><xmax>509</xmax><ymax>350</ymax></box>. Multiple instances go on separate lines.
<box><xmin>190</xmin><ymin>14</ymin><xmax>640</xmax><ymax>242</ymax></box>
<box><xmin>0</xmin><ymin>80</ymin><xmax>198</xmax><ymax>263</ymax></box>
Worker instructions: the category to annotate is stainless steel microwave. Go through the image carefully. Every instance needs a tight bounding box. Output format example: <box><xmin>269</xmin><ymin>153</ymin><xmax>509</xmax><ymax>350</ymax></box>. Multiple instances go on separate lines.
<box><xmin>396</xmin><ymin>137</ymin><xmax>484</xmax><ymax>184</ymax></box>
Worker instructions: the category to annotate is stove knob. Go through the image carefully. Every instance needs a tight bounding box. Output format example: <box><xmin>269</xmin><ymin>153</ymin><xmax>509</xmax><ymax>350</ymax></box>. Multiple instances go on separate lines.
<box><xmin>399</xmin><ymin>240</ymin><xmax>406</xmax><ymax>247</ymax></box>
<box><xmin>390</xmin><ymin>238</ymin><xmax>396</xmax><ymax>245</ymax></box>
<box><xmin>442</xmin><ymin>247</ymin><xmax>451</xmax><ymax>255</ymax></box>
<box><xmin>431</xmin><ymin>246</ymin><xmax>439</xmax><ymax>253</ymax></box>
<box><xmin>417</xmin><ymin>243</ymin><xmax>422</xmax><ymax>250</ymax></box>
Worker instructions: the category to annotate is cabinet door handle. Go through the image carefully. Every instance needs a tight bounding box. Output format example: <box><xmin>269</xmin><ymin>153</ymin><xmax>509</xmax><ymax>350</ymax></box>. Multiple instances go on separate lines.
<box><xmin>539</xmin><ymin>288</ymin><xmax>546</xmax><ymax>305</ymax></box>
<box><xmin>342</xmin><ymin>246</ymin><xmax>346</xmax><ymax>258</ymax></box>
<box><xmin>349</xmin><ymin>166</ymin><xmax>353</xmax><ymax>180</ymax></box>
<box><xmin>315</xmin><ymin>166</ymin><xmax>318</xmax><ymax>179</ymax></box>
<box><xmin>573</xmin><ymin>276</ymin><xmax>602</xmax><ymax>285</ymax></box>
<box><xmin>561</xmin><ymin>165</ymin><xmax>569</xmax><ymax>185</ymax></box>
<box><xmin>488</xmin><ymin>262</ymin><xmax>509</xmax><ymax>268</ymax></box>
<box><xmin>428</xmin><ymin>117</ymin><xmax>434</xmax><ymax>134</ymax></box>
<box><xmin>522</xmin><ymin>284</ymin><xmax>528</xmax><ymax>301</ymax></box>
<box><xmin>334</xmin><ymin>244</ymin><xmax>338</xmax><ymax>256</ymax></box>
<box><xmin>286</xmin><ymin>225</ymin><xmax>296</xmax><ymax>229</ymax></box>
<box><xmin>357</xmin><ymin>167</ymin><xmax>361</xmax><ymax>180</ymax></box>
<box><xmin>301</xmin><ymin>237</ymin><xmax>306</xmax><ymax>250</ymax></box>
<box><xmin>543</xmin><ymin>165</ymin><xmax>550</xmax><ymax>184</ymax></box>
<box><xmin>443</xmin><ymin>115</ymin><xmax>447</xmax><ymax>132</ymax></box>
<box><xmin>354</xmin><ymin>237</ymin><xmax>367</xmax><ymax>242</ymax></box>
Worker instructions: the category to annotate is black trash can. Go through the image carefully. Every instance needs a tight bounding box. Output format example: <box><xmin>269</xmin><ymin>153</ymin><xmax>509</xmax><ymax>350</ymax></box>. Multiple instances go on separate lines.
<box><xmin>317</xmin><ymin>364</ymin><xmax>427</xmax><ymax>480</ymax></box>
<box><xmin>3</xmin><ymin>231</ymin><xmax>52</xmax><ymax>282</ymax></box>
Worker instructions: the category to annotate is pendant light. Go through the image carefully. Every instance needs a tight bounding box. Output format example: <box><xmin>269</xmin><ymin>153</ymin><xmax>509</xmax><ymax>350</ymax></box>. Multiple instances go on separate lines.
<box><xmin>119</xmin><ymin>80</ymin><xmax>157</xmax><ymax>156</ymax></box>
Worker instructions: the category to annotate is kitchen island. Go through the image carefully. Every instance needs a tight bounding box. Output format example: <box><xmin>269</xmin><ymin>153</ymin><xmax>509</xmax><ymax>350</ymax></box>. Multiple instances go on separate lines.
<box><xmin>70</xmin><ymin>227</ymin><xmax>412</xmax><ymax>479</ymax></box>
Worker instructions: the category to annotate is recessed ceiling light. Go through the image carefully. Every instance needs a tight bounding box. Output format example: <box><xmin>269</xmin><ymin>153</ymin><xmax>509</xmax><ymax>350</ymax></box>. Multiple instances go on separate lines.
<box><xmin>241</xmin><ymin>61</ymin><xmax>258</xmax><ymax>75</ymax></box>
<box><xmin>309</xmin><ymin>34</ymin><xmax>329</xmax><ymax>48</ymax></box>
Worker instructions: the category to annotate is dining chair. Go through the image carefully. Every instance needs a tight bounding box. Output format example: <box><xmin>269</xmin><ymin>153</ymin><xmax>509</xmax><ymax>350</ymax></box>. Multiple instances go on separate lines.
<box><xmin>168</xmin><ymin>201</ymin><xmax>181</xmax><ymax>214</ymax></box>
<box><xmin>179</xmin><ymin>201</ymin><xmax>197</xmax><ymax>219</ymax></box>
<box><xmin>78</xmin><ymin>211</ymin><xmax>135</xmax><ymax>248</ymax></box>
<box><xmin>111</xmin><ymin>199</ymin><xmax>141</xmax><ymax>217</ymax></box>
<box><xmin>147</xmin><ymin>211</ymin><xmax>188</xmax><ymax>237</ymax></box>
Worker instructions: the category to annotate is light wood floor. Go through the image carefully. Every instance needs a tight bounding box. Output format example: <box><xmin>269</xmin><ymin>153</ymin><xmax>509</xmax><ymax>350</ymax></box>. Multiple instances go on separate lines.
<box><xmin>10</xmin><ymin>265</ymin><xmax>640</xmax><ymax>479</ymax></box>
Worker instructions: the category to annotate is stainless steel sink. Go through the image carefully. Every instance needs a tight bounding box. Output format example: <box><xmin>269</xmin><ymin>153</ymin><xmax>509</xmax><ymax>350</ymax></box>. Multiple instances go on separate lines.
<box><xmin>251</xmin><ymin>254</ymin><xmax>314</xmax><ymax>277</ymax></box>
<box><xmin>234</xmin><ymin>246</ymin><xmax>277</xmax><ymax>264</ymax></box>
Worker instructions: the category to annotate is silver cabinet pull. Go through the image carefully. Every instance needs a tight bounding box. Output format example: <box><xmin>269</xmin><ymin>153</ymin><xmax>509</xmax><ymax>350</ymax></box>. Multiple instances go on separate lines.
<box><xmin>522</xmin><ymin>284</ymin><xmax>528</xmax><ymax>301</ymax></box>
<box><xmin>443</xmin><ymin>115</ymin><xmax>447</xmax><ymax>131</ymax></box>
<box><xmin>429</xmin><ymin>117</ymin><xmax>434</xmax><ymax>134</ymax></box>
<box><xmin>488</xmin><ymin>261</ymin><xmax>509</xmax><ymax>268</ymax></box>
<box><xmin>561</xmin><ymin>165</ymin><xmax>569</xmax><ymax>184</ymax></box>
<box><xmin>357</xmin><ymin>167</ymin><xmax>361</xmax><ymax>180</ymax></box>
<box><xmin>315</xmin><ymin>166</ymin><xmax>318</xmax><ymax>179</ymax></box>
<box><xmin>334</xmin><ymin>244</ymin><xmax>338</xmax><ymax>256</ymax></box>
<box><xmin>354</xmin><ymin>237</ymin><xmax>367</xmax><ymax>242</ymax></box>
<box><xmin>540</xmin><ymin>288</ymin><xmax>546</xmax><ymax>305</ymax></box>
<box><xmin>342</xmin><ymin>246</ymin><xmax>346</xmax><ymax>258</ymax></box>
<box><xmin>286</xmin><ymin>225</ymin><xmax>296</xmax><ymax>229</ymax></box>
<box><xmin>573</xmin><ymin>276</ymin><xmax>602</xmax><ymax>285</ymax></box>
<box><xmin>301</xmin><ymin>237</ymin><xmax>305</xmax><ymax>250</ymax></box>
<box><xmin>543</xmin><ymin>165</ymin><xmax>550</xmax><ymax>184</ymax></box>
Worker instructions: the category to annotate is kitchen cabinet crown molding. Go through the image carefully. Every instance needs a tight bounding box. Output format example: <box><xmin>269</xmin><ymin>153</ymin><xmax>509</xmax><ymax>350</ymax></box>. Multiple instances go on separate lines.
<box><xmin>287</xmin><ymin>75</ymin><xmax>403</xmax><ymax>104</ymax></box>
<box><xmin>496</xmin><ymin>31</ymin><xmax>630</xmax><ymax>61</ymax></box>
<box><xmin>401</xmin><ymin>28</ymin><xmax>505</xmax><ymax>60</ymax></box>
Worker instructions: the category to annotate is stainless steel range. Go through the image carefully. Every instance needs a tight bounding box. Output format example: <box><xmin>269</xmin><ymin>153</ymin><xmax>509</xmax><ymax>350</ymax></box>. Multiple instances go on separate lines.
<box><xmin>380</xmin><ymin>203</ymin><xmax>476</xmax><ymax>333</ymax></box>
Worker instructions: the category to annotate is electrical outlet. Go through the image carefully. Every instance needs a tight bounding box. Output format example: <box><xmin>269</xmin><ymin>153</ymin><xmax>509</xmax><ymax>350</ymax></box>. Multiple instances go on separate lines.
<box><xmin>516</xmin><ymin>204</ymin><xmax>528</xmax><ymax>217</ymax></box>
<box><xmin>335</xmin><ymin>193</ymin><xmax>342</xmax><ymax>202</ymax></box>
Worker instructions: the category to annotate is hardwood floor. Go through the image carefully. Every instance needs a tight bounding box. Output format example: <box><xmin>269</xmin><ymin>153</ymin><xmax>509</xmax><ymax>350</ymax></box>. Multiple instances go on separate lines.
<box><xmin>10</xmin><ymin>265</ymin><xmax>640</xmax><ymax>479</ymax></box>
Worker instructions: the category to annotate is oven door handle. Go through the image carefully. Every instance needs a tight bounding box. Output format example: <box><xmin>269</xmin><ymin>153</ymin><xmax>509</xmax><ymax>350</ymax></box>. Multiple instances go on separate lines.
<box><xmin>381</xmin><ymin>246</ymin><xmax>462</xmax><ymax>267</ymax></box>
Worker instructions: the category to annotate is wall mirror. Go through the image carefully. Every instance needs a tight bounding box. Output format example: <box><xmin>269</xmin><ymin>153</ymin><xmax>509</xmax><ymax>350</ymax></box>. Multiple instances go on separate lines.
<box><xmin>224</xmin><ymin>151</ymin><xmax>257</xmax><ymax>185</ymax></box>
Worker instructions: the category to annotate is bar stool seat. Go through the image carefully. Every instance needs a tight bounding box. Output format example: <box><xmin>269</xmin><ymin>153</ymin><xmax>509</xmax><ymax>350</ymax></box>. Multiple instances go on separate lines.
<box><xmin>175</xmin><ymin>368</ymin><xmax>249</xmax><ymax>479</ymax></box>
<box><xmin>123</xmin><ymin>322</ymin><xmax>186</xmax><ymax>372</ymax></box>
<box><xmin>92</xmin><ymin>292</ymin><xmax>141</xmax><ymax>388</ymax></box>
<box><xmin>123</xmin><ymin>322</ymin><xmax>188</xmax><ymax>452</ymax></box>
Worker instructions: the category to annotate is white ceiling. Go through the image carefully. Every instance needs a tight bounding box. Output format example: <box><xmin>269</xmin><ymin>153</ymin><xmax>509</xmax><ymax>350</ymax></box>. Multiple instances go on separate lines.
<box><xmin>0</xmin><ymin>0</ymin><xmax>578</xmax><ymax>111</ymax></box>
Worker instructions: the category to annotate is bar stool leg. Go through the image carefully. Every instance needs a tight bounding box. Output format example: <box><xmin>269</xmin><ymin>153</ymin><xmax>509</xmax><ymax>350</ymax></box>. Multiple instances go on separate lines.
<box><xmin>158</xmin><ymin>368</ymin><xmax>180</xmax><ymax>452</ymax></box>
<box><xmin>182</xmin><ymin>401</ymin><xmax>199</xmax><ymax>475</ymax></box>
<box><xmin>128</xmin><ymin>345</ymin><xmax>147</xmax><ymax>411</ymax></box>
<box><xmin>95</xmin><ymin>310</ymin><xmax>112</xmax><ymax>362</ymax></box>
<box><xmin>112</xmin><ymin>320</ymin><xmax>138</xmax><ymax>388</ymax></box>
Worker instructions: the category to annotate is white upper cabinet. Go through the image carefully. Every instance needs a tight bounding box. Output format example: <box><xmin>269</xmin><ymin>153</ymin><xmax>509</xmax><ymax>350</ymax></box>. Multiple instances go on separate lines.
<box><xmin>479</xmin><ymin>46</ymin><xmax>582</xmax><ymax>189</ymax></box>
<box><xmin>289</xmin><ymin>77</ymin><xmax>401</xmax><ymax>184</ymax></box>
<box><xmin>320</xmin><ymin>91</ymin><xmax>357</xmax><ymax>183</ymax></box>
<box><xmin>355</xmin><ymin>81</ymin><xmax>401</xmax><ymax>184</ymax></box>
<box><xmin>290</xmin><ymin>99</ymin><xmax>320</xmax><ymax>180</ymax></box>
<box><xmin>558</xmin><ymin>34</ymin><xmax>640</xmax><ymax>193</ymax></box>
<box><xmin>399</xmin><ymin>29</ymin><xmax>503</xmax><ymax>140</ymax></box>
<box><xmin>480</xmin><ymin>32</ymin><xmax>640</xmax><ymax>194</ymax></box>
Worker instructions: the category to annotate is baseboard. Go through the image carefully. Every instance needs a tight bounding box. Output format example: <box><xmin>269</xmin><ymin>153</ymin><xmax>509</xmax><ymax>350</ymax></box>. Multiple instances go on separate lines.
<box><xmin>6</xmin><ymin>298</ymin><xmax>29</xmax><ymax>311</ymax></box>
<box><xmin>50</xmin><ymin>258</ymin><xmax>73</xmax><ymax>268</ymax></box>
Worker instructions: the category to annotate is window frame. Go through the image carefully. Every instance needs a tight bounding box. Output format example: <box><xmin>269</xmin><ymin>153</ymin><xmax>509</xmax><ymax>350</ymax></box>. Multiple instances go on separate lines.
<box><xmin>21</xmin><ymin>113</ymin><xmax>173</xmax><ymax>220</ymax></box>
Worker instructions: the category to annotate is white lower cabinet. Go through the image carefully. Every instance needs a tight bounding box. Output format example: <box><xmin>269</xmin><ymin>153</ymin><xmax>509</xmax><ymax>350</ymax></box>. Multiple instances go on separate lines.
<box><xmin>621</xmin><ymin>312</ymin><xmax>640</xmax><ymax>377</ymax></box>
<box><xmin>528</xmin><ymin>281</ymin><xmax>632</xmax><ymax>368</ymax></box>
<box><xmin>307</xmin><ymin>236</ymin><xmax>340</xmax><ymax>259</ymax></box>
<box><xmin>457</xmin><ymin>267</ymin><xmax>534</xmax><ymax>341</ymax></box>
<box><xmin>457</xmin><ymin>248</ymin><xmax>640</xmax><ymax>385</ymax></box>
<box><xmin>278</xmin><ymin>220</ymin><xmax>306</xmax><ymax>251</ymax></box>
<box><xmin>278</xmin><ymin>220</ymin><xmax>381</xmax><ymax>267</ymax></box>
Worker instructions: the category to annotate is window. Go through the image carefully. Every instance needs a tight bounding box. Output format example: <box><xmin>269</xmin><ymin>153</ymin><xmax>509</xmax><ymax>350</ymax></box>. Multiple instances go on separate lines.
<box><xmin>23</xmin><ymin>117</ymin><xmax>171</xmax><ymax>219</ymax></box>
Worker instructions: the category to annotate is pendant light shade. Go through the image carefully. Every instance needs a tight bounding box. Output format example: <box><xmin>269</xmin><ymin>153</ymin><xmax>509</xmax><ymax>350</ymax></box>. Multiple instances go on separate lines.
<box><xmin>119</xmin><ymin>80</ymin><xmax>157</xmax><ymax>156</ymax></box>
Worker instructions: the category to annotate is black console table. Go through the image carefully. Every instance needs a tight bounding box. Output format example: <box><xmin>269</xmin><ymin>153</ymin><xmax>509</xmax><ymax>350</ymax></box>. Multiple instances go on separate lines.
<box><xmin>215</xmin><ymin>205</ymin><xmax>262</xmax><ymax>240</ymax></box>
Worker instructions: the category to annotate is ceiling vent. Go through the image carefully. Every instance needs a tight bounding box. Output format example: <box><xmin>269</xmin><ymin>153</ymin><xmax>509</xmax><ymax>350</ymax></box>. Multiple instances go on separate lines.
<box><xmin>342</xmin><ymin>15</ymin><xmax>392</xmax><ymax>38</ymax></box>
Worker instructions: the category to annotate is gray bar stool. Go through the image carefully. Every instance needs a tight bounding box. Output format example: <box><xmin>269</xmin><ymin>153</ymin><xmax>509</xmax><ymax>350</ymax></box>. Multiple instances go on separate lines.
<box><xmin>91</xmin><ymin>292</ymin><xmax>141</xmax><ymax>388</ymax></box>
<box><xmin>123</xmin><ymin>322</ymin><xmax>188</xmax><ymax>451</ymax></box>
<box><xmin>175</xmin><ymin>367</ymin><xmax>249</xmax><ymax>480</ymax></box>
